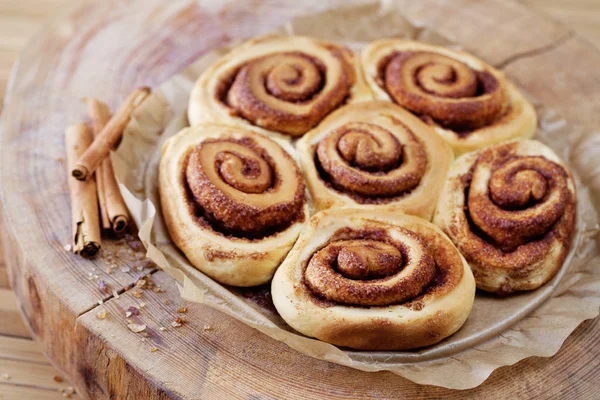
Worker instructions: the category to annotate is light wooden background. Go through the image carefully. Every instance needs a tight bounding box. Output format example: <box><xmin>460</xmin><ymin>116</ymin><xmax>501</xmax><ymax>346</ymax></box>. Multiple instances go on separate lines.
<box><xmin>0</xmin><ymin>0</ymin><xmax>598</xmax><ymax>399</ymax></box>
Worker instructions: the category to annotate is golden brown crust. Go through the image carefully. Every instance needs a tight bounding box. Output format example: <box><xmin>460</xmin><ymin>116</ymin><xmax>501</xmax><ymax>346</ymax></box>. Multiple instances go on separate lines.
<box><xmin>271</xmin><ymin>208</ymin><xmax>475</xmax><ymax>350</ymax></box>
<box><xmin>433</xmin><ymin>139</ymin><xmax>577</xmax><ymax>294</ymax></box>
<box><xmin>189</xmin><ymin>35</ymin><xmax>371</xmax><ymax>138</ymax></box>
<box><xmin>297</xmin><ymin>101</ymin><xmax>453</xmax><ymax>219</ymax></box>
<box><xmin>159</xmin><ymin>124</ymin><xmax>309</xmax><ymax>287</ymax></box>
<box><xmin>362</xmin><ymin>40</ymin><xmax>537</xmax><ymax>155</ymax></box>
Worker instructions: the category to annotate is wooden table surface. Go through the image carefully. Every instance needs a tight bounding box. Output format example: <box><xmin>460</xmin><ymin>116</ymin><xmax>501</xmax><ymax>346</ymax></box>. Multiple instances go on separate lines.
<box><xmin>0</xmin><ymin>1</ymin><xmax>598</xmax><ymax>399</ymax></box>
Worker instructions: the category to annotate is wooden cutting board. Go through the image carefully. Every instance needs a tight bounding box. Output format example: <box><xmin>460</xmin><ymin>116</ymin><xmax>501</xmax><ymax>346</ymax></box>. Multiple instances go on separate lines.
<box><xmin>1</xmin><ymin>1</ymin><xmax>600</xmax><ymax>399</ymax></box>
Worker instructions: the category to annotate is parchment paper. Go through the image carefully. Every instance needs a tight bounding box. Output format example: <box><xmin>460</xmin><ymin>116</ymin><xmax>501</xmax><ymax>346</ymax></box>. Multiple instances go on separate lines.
<box><xmin>110</xmin><ymin>2</ymin><xmax>600</xmax><ymax>389</ymax></box>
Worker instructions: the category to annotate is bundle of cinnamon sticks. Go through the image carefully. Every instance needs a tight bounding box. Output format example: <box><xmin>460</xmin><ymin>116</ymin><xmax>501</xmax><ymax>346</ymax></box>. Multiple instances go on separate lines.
<box><xmin>65</xmin><ymin>87</ymin><xmax>151</xmax><ymax>258</ymax></box>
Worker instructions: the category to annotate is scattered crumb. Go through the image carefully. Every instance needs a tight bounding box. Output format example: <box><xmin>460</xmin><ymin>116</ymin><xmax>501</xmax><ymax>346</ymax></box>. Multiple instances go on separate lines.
<box><xmin>127</xmin><ymin>323</ymin><xmax>146</xmax><ymax>333</ymax></box>
<box><xmin>202</xmin><ymin>324</ymin><xmax>214</xmax><ymax>331</ymax></box>
<box><xmin>149</xmin><ymin>346</ymin><xmax>158</xmax><ymax>352</ymax></box>
<box><xmin>177</xmin><ymin>307</ymin><xmax>187</xmax><ymax>314</ymax></box>
<box><xmin>61</xmin><ymin>386</ymin><xmax>75</xmax><ymax>397</ymax></box>
<box><xmin>56</xmin><ymin>156</ymin><xmax>64</xmax><ymax>162</ymax></box>
<box><xmin>153</xmin><ymin>286</ymin><xmax>164</xmax><ymax>293</ymax></box>
<box><xmin>163</xmin><ymin>299</ymin><xmax>170</xmax><ymax>305</ymax></box>
<box><xmin>125</xmin><ymin>306</ymin><xmax>140</xmax><ymax>318</ymax></box>
<box><xmin>53</xmin><ymin>375</ymin><xmax>63</xmax><ymax>383</ymax></box>
<box><xmin>139</xmin><ymin>302</ymin><xmax>146</xmax><ymax>308</ymax></box>
<box><xmin>112</xmin><ymin>290</ymin><xmax>120</xmax><ymax>299</ymax></box>
<box><xmin>97</xmin><ymin>300</ymin><xmax>104</xmax><ymax>306</ymax></box>
<box><xmin>141</xmin><ymin>337</ymin><xmax>147</xmax><ymax>343</ymax></box>
<box><xmin>99</xmin><ymin>280</ymin><xmax>109</xmax><ymax>293</ymax></box>
<box><xmin>171</xmin><ymin>317</ymin><xmax>185</xmax><ymax>328</ymax></box>
<box><xmin>2</xmin><ymin>373</ymin><xmax>10</xmax><ymax>380</ymax></box>
<box><xmin>121</xmin><ymin>266</ymin><xmax>131</xmax><ymax>273</ymax></box>
<box><xmin>96</xmin><ymin>310</ymin><xmax>108</xmax><ymax>320</ymax></box>
<box><xmin>159</xmin><ymin>326</ymin><xmax>166</xmax><ymax>331</ymax></box>
<box><xmin>133</xmin><ymin>290</ymin><xmax>143</xmax><ymax>299</ymax></box>
<box><xmin>63</xmin><ymin>244</ymin><xmax>72</xmax><ymax>252</ymax></box>
<box><xmin>135</xmin><ymin>279</ymin><xmax>147</xmax><ymax>289</ymax></box>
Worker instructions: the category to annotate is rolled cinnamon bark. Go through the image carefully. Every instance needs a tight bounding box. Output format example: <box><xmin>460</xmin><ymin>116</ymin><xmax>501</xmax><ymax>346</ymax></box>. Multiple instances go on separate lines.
<box><xmin>85</xmin><ymin>98</ymin><xmax>111</xmax><ymax>230</ymax></box>
<box><xmin>72</xmin><ymin>87</ymin><xmax>150</xmax><ymax>180</ymax></box>
<box><xmin>85</xmin><ymin>97</ymin><xmax>130</xmax><ymax>233</ymax></box>
<box><xmin>65</xmin><ymin>123</ymin><xmax>101</xmax><ymax>258</ymax></box>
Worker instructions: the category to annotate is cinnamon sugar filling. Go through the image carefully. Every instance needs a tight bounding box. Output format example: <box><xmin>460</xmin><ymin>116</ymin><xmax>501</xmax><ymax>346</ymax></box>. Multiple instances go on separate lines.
<box><xmin>458</xmin><ymin>144</ymin><xmax>576</xmax><ymax>269</ymax></box>
<box><xmin>215</xmin><ymin>49</ymin><xmax>355</xmax><ymax>136</ymax></box>
<box><xmin>315</xmin><ymin>120</ymin><xmax>427</xmax><ymax>203</ymax></box>
<box><xmin>377</xmin><ymin>51</ymin><xmax>508</xmax><ymax>132</ymax></box>
<box><xmin>304</xmin><ymin>227</ymin><xmax>464</xmax><ymax>308</ymax></box>
<box><xmin>182</xmin><ymin>136</ymin><xmax>306</xmax><ymax>240</ymax></box>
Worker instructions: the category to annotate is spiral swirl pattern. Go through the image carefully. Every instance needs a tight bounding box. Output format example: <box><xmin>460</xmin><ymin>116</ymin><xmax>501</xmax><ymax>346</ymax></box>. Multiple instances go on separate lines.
<box><xmin>361</xmin><ymin>40</ymin><xmax>537</xmax><ymax>155</ymax></box>
<box><xmin>159</xmin><ymin>125</ymin><xmax>309</xmax><ymax>287</ymax></box>
<box><xmin>298</xmin><ymin>101</ymin><xmax>452</xmax><ymax>219</ymax></box>
<box><xmin>383</xmin><ymin>51</ymin><xmax>507</xmax><ymax>129</ymax></box>
<box><xmin>305</xmin><ymin>229</ymin><xmax>436</xmax><ymax>306</ymax></box>
<box><xmin>433</xmin><ymin>140</ymin><xmax>577</xmax><ymax>294</ymax></box>
<box><xmin>316</xmin><ymin>121</ymin><xmax>427</xmax><ymax>198</ymax></box>
<box><xmin>190</xmin><ymin>36</ymin><xmax>359</xmax><ymax>137</ymax></box>
<box><xmin>272</xmin><ymin>208</ymin><xmax>475</xmax><ymax>350</ymax></box>
<box><xmin>186</xmin><ymin>137</ymin><xmax>305</xmax><ymax>237</ymax></box>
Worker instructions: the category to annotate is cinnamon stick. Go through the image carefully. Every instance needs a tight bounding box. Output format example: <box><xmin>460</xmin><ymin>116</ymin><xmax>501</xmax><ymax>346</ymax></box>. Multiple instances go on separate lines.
<box><xmin>72</xmin><ymin>87</ymin><xmax>151</xmax><ymax>181</ymax></box>
<box><xmin>85</xmin><ymin>98</ymin><xmax>130</xmax><ymax>233</ymax></box>
<box><xmin>85</xmin><ymin>98</ymin><xmax>111</xmax><ymax>231</ymax></box>
<box><xmin>65</xmin><ymin>123</ymin><xmax>101</xmax><ymax>258</ymax></box>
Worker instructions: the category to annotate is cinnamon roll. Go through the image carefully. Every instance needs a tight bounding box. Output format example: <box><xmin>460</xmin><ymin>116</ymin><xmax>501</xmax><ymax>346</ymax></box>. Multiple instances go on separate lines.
<box><xmin>159</xmin><ymin>124</ymin><xmax>309</xmax><ymax>286</ymax></box>
<box><xmin>189</xmin><ymin>35</ymin><xmax>369</xmax><ymax>138</ymax></box>
<box><xmin>272</xmin><ymin>207</ymin><xmax>476</xmax><ymax>350</ymax></box>
<box><xmin>297</xmin><ymin>101</ymin><xmax>452</xmax><ymax>219</ymax></box>
<box><xmin>361</xmin><ymin>39</ymin><xmax>537</xmax><ymax>155</ymax></box>
<box><xmin>433</xmin><ymin>140</ymin><xmax>576</xmax><ymax>294</ymax></box>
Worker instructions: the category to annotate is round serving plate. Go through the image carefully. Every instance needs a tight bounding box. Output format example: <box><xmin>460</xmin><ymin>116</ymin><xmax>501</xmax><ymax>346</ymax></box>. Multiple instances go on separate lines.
<box><xmin>1</xmin><ymin>0</ymin><xmax>600</xmax><ymax>398</ymax></box>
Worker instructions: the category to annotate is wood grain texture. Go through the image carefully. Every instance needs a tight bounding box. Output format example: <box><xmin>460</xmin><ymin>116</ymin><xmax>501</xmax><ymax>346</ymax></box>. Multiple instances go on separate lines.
<box><xmin>0</xmin><ymin>335</ymin><xmax>79</xmax><ymax>398</ymax></box>
<box><xmin>0</xmin><ymin>0</ymin><xmax>599</xmax><ymax>399</ymax></box>
<box><xmin>0</xmin><ymin>289</ymin><xmax>30</xmax><ymax>338</ymax></box>
<box><xmin>0</xmin><ymin>0</ymin><xmax>93</xmax><ymax>112</ymax></box>
<box><xmin>0</xmin><ymin>385</ymin><xmax>69</xmax><ymax>400</ymax></box>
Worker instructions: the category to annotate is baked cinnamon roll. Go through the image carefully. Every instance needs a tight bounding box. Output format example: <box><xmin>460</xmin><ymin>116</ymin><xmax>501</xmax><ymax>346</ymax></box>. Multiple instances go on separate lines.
<box><xmin>189</xmin><ymin>35</ymin><xmax>368</xmax><ymax>138</ymax></box>
<box><xmin>159</xmin><ymin>124</ymin><xmax>309</xmax><ymax>286</ymax></box>
<box><xmin>272</xmin><ymin>207</ymin><xmax>475</xmax><ymax>350</ymax></box>
<box><xmin>433</xmin><ymin>140</ymin><xmax>576</xmax><ymax>294</ymax></box>
<box><xmin>361</xmin><ymin>39</ymin><xmax>537</xmax><ymax>155</ymax></box>
<box><xmin>297</xmin><ymin>101</ymin><xmax>452</xmax><ymax>219</ymax></box>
